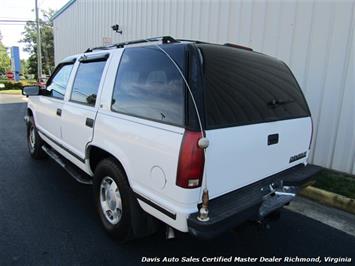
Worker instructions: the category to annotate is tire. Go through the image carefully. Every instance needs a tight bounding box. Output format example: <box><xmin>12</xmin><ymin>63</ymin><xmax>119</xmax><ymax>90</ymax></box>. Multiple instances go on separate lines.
<box><xmin>27</xmin><ymin>116</ymin><xmax>47</xmax><ymax>159</ymax></box>
<box><xmin>93</xmin><ymin>158</ymin><xmax>133</xmax><ymax>241</ymax></box>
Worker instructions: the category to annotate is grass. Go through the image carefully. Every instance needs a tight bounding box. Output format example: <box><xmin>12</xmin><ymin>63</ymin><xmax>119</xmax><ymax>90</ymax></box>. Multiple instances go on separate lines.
<box><xmin>0</xmin><ymin>89</ymin><xmax>22</xmax><ymax>95</ymax></box>
<box><xmin>313</xmin><ymin>169</ymin><xmax>355</xmax><ymax>199</ymax></box>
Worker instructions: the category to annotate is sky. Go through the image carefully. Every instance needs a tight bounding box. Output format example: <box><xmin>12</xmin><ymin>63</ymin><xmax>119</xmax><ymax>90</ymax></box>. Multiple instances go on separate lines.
<box><xmin>0</xmin><ymin>0</ymin><xmax>68</xmax><ymax>60</ymax></box>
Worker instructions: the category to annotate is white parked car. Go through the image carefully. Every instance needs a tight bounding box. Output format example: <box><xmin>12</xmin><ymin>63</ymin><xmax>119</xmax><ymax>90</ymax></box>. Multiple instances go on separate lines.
<box><xmin>23</xmin><ymin>37</ymin><xmax>320</xmax><ymax>241</ymax></box>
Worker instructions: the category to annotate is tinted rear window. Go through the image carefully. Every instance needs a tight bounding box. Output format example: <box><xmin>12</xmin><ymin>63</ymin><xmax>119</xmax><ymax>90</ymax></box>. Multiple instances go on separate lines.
<box><xmin>197</xmin><ymin>44</ymin><xmax>310</xmax><ymax>129</ymax></box>
<box><xmin>111</xmin><ymin>44</ymin><xmax>186</xmax><ymax>126</ymax></box>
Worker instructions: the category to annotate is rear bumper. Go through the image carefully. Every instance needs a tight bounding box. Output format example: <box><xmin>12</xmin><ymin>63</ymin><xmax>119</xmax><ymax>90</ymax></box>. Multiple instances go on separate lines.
<box><xmin>187</xmin><ymin>164</ymin><xmax>321</xmax><ymax>239</ymax></box>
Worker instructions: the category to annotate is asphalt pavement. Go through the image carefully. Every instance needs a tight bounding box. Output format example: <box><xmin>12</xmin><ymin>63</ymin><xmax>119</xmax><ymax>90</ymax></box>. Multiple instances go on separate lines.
<box><xmin>1</xmin><ymin>95</ymin><xmax>355</xmax><ymax>265</ymax></box>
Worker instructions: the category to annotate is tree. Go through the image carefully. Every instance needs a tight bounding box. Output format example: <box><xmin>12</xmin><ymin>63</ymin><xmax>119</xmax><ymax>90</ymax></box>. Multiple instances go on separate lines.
<box><xmin>20</xmin><ymin>9</ymin><xmax>55</xmax><ymax>79</ymax></box>
<box><xmin>0</xmin><ymin>30</ymin><xmax>11</xmax><ymax>75</ymax></box>
<box><xmin>21</xmin><ymin>59</ymin><xmax>29</xmax><ymax>76</ymax></box>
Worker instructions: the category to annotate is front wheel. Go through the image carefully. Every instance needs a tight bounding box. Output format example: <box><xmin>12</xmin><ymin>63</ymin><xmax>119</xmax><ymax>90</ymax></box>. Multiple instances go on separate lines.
<box><xmin>27</xmin><ymin>116</ymin><xmax>47</xmax><ymax>159</ymax></box>
<box><xmin>93</xmin><ymin>158</ymin><xmax>134</xmax><ymax>241</ymax></box>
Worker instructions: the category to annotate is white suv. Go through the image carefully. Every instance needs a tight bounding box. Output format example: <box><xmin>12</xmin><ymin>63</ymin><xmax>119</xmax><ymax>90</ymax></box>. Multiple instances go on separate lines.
<box><xmin>23</xmin><ymin>37</ymin><xmax>320</xmax><ymax>240</ymax></box>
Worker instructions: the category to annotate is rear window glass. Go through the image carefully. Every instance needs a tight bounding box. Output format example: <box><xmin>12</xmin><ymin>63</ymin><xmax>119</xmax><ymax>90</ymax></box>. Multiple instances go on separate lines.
<box><xmin>111</xmin><ymin>45</ymin><xmax>186</xmax><ymax>126</ymax></box>
<box><xmin>197</xmin><ymin>44</ymin><xmax>310</xmax><ymax>129</ymax></box>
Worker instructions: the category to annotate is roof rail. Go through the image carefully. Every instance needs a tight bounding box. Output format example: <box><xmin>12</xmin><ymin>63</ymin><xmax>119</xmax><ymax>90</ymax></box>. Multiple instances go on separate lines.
<box><xmin>85</xmin><ymin>36</ymin><xmax>178</xmax><ymax>53</ymax></box>
<box><xmin>84</xmin><ymin>37</ymin><xmax>253</xmax><ymax>53</ymax></box>
<box><xmin>115</xmin><ymin>36</ymin><xmax>178</xmax><ymax>48</ymax></box>
<box><xmin>224</xmin><ymin>43</ymin><xmax>253</xmax><ymax>51</ymax></box>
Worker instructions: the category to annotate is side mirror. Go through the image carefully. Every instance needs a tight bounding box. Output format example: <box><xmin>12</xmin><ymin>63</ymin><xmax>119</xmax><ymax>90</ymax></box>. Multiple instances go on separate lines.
<box><xmin>22</xmin><ymin>86</ymin><xmax>40</xmax><ymax>96</ymax></box>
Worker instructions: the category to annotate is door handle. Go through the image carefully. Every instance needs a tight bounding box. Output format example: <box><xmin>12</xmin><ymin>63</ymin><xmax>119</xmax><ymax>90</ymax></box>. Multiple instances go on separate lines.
<box><xmin>85</xmin><ymin>118</ymin><xmax>94</xmax><ymax>128</ymax></box>
<box><xmin>56</xmin><ymin>108</ymin><xmax>62</xmax><ymax>116</ymax></box>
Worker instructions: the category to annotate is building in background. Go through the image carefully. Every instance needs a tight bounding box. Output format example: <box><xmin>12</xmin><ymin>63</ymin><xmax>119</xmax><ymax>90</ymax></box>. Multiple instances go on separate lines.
<box><xmin>52</xmin><ymin>0</ymin><xmax>355</xmax><ymax>175</ymax></box>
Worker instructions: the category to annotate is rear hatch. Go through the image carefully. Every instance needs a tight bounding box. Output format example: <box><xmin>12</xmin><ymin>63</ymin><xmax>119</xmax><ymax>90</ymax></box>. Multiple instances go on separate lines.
<box><xmin>196</xmin><ymin>44</ymin><xmax>312</xmax><ymax>199</ymax></box>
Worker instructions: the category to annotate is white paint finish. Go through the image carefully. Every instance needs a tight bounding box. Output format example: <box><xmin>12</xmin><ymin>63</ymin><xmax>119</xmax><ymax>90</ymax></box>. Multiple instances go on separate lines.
<box><xmin>150</xmin><ymin>166</ymin><xmax>167</xmax><ymax>190</ymax></box>
<box><xmin>205</xmin><ymin>117</ymin><xmax>312</xmax><ymax>199</ymax></box>
<box><xmin>30</xmin><ymin>96</ymin><xmax>63</xmax><ymax>141</ymax></box>
<box><xmin>39</xmin><ymin>132</ymin><xmax>91</xmax><ymax>174</ymax></box>
<box><xmin>61</xmin><ymin>102</ymin><xmax>97</xmax><ymax>159</ymax></box>
<box><xmin>53</xmin><ymin>0</ymin><xmax>355</xmax><ymax>174</ymax></box>
<box><xmin>91</xmin><ymin>110</ymin><xmax>200</xmax><ymax>232</ymax></box>
<box><xmin>59</xmin><ymin>51</ymin><xmax>112</xmax><ymax>159</ymax></box>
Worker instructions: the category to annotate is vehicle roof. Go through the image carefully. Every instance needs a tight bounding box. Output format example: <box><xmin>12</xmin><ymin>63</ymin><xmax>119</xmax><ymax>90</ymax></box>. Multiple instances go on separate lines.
<box><xmin>59</xmin><ymin>42</ymin><xmax>189</xmax><ymax>65</ymax></box>
<box><xmin>58</xmin><ymin>36</ymin><xmax>256</xmax><ymax>65</ymax></box>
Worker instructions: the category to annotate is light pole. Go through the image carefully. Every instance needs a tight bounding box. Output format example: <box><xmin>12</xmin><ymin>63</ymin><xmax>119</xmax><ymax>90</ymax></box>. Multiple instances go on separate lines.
<box><xmin>35</xmin><ymin>0</ymin><xmax>42</xmax><ymax>81</ymax></box>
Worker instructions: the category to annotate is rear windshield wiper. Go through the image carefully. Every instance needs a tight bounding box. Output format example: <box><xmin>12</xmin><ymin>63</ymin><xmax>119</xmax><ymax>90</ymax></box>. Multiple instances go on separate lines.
<box><xmin>267</xmin><ymin>98</ymin><xmax>295</xmax><ymax>108</ymax></box>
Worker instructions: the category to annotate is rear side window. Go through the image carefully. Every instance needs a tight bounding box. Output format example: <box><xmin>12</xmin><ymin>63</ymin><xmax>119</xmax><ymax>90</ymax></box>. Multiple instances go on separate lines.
<box><xmin>111</xmin><ymin>45</ymin><xmax>185</xmax><ymax>126</ymax></box>
<box><xmin>71</xmin><ymin>60</ymin><xmax>106</xmax><ymax>106</ymax></box>
<box><xmin>46</xmin><ymin>64</ymin><xmax>73</xmax><ymax>99</ymax></box>
<box><xmin>197</xmin><ymin>44</ymin><xmax>310</xmax><ymax>129</ymax></box>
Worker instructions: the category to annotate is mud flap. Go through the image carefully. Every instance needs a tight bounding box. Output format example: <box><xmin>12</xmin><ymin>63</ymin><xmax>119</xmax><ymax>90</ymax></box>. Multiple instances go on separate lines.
<box><xmin>128</xmin><ymin>189</ymin><xmax>160</xmax><ymax>239</ymax></box>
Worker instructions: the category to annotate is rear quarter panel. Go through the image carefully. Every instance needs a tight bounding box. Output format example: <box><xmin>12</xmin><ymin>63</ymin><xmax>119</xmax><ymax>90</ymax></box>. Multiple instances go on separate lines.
<box><xmin>89</xmin><ymin>49</ymin><xmax>201</xmax><ymax>231</ymax></box>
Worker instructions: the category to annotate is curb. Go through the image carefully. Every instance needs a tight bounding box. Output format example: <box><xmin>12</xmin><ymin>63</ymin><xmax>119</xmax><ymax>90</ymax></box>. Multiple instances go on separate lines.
<box><xmin>299</xmin><ymin>186</ymin><xmax>355</xmax><ymax>215</ymax></box>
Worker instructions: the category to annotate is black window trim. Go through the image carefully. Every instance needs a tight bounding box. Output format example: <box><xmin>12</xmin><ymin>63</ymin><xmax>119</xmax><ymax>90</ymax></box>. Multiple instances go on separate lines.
<box><xmin>109</xmin><ymin>47</ymin><xmax>187</xmax><ymax>128</ymax></box>
<box><xmin>44</xmin><ymin>59</ymin><xmax>76</xmax><ymax>100</ymax></box>
<box><xmin>69</xmin><ymin>53</ymin><xmax>109</xmax><ymax>107</ymax></box>
<box><xmin>79</xmin><ymin>53</ymin><xmax>109</xmax><ymax>63</ymax></box>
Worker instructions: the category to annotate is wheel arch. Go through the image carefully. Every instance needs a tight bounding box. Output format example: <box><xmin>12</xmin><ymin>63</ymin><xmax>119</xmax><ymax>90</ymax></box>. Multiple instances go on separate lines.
<box><xmin>88</xmin><ymin>145</ymin><xmax>159</xmax><ymax>238</ymax></box>
<box><xmin>27</xmin><ymin>107</ymin><xmax>34</xmax><ymax>117</ymax></box>
<box><xmin>86</xmin><ymin>145</ymin><xmax>131</xmax><ymax>186</ymax></box>
<box><xmin>26</xmin><ymin>107</ymin><xmax>38</xmax><ymax>126</ymax></box>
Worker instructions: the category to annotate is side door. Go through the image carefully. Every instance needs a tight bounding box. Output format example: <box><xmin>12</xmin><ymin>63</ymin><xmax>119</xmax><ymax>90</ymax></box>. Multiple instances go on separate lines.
<box><xmin>60</xmin><ymin>53</ymin><xmax>109</xmax><ymax>161</ymax></box>
<box><xmin>93</xmin><ymin>46</ymin><xmax>187</xmax><ymax>204</ymax></box>
<box><xmin>33</xmin><ymin>61</ymin><xmax>75</xmax><ymax>142</ymax></box>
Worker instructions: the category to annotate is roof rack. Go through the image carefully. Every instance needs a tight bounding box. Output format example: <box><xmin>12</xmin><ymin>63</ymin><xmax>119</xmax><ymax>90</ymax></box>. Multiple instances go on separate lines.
<box><xmin>84</xmin><ymin>36</ymin><xmax>253</xmax><ymax>53</ymax></box>
<box><xmin>85</xmin><ymin>36</ymin><xmax>178</xmax><ymax>53</ymax></box>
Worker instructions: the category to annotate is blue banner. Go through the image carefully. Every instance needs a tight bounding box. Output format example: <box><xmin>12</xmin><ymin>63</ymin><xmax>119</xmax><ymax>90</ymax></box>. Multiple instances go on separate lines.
<box><xmin>10</xmin><ymin>46</ymin><xmax>20</xmax><ymax>81</ymax></box>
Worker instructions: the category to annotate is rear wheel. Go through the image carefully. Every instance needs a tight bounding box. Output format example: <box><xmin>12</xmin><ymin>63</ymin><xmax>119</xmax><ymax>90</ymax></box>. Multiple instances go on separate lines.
<box><xmin>93</xmin><ymin>158</ymin><xmax>133</xmax><ymax>241</ymax></box>
<box><xmin>27</xmin><ymin>116</ymin><xmax>47</xmax><ymax>159</ymax></box>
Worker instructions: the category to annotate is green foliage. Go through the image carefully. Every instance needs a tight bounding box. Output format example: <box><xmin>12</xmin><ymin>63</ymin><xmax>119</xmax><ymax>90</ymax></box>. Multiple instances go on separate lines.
<box><xmin>20</xmin><ymin>9</ymin><xmax>55</xmax><ymax>79</ymax></box>
<box><xmin>314</xmin><ymin>169</ymin><xmax>355</xmax><ymax>199</ymax></box>
<box><xmin>0</xmin><ymin>80</ymin><xmax>37</xmax><ymax>90</ymax></box>
<box><xmin>21</xmin><ymin>59</ymin><xmax>29</xmax><ymax>76</ymax></box>
<box><xmin>0</xmin><ymin>30</ymin><xmax>11</xmax><ymax>75</ymax></box>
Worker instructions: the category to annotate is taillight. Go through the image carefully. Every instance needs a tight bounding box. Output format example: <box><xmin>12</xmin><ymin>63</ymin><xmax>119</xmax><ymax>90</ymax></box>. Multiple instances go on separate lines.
<box><xmin>176</xmin><ymin>130</ymin><xmax>205</xmax><ymax>189</ymax></box>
